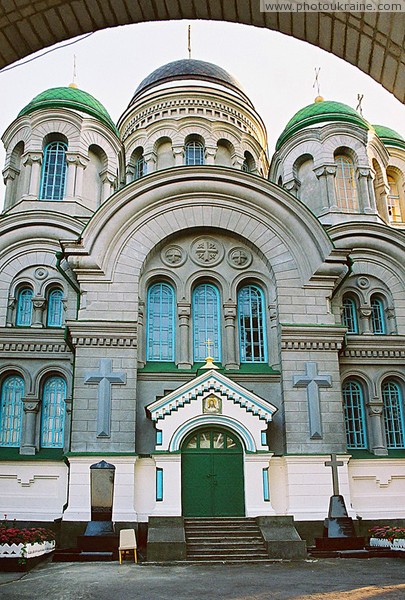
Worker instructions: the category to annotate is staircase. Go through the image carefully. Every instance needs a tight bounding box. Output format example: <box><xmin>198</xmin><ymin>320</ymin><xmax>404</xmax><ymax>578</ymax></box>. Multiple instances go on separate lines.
<box><xmin>184</xmin><ymin>517</ymin><xmax>271</xmax><ymax>563</ymax></box>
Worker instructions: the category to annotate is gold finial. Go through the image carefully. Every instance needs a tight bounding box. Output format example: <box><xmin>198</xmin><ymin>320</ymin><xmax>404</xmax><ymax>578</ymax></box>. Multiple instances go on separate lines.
<box><xmin>356</xmin><ymin>93</ymin><xmax>364</xmax><ymax>116</ymax></box>
<box><xmin>69</xmin><ymin>54</ymin><xmax>78</xmax><ymax>88</ymax></box>
<box><xmin>313</xmin><ymin>67</ymin><xmax>322</xmax><ymax>102</ymax></box>
<box><xmin>188</xmin><ymin>25</ymin><xmax>192</xmax><ymax>59</ymax></box>
<box><xmin>200</xmin><ymin>339</ymin><xmax>219</xmax><ymax>370</ymax></box>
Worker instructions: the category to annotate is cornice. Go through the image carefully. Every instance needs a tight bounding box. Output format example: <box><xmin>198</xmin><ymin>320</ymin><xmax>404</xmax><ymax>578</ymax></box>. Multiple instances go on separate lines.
<box><xmin>0</xmin><ymin>328</ymin><xmax>70</xmax><ymax>355</ymax></box>
<box><xmin>67</xmin><ymin>320</ymin><xmax>137</xmax><ymax>347</ymax></box>
<box><xmin>340</xmin><ymin>335</ymin><xmax>405</xmax><ymax>361</ymax></box>
<box><xmin>281</xmin><ymin>324</ymin><xmax>346</xmax><ymax>351</ymax></box>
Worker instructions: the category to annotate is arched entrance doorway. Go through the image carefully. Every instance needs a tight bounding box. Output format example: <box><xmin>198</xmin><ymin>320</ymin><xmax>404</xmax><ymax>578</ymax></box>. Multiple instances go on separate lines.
<box><xmin>181</xmin><ymin>427</ymin><xmax>245</xmax><ymax>517</ymax></box>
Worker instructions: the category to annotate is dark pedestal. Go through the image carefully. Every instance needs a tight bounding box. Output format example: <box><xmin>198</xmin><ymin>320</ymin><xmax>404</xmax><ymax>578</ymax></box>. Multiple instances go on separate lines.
<box><xmin>314</xmin><ymin>495</ymin><xmax>365</xmax><ymax>551</ymax></box>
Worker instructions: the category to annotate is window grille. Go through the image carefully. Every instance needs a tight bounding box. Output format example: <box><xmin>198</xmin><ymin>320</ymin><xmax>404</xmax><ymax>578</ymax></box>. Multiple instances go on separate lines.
<box><xmin>342</xmin><ymin>380</ymin><xmax>367</xmax><ymax>449</ymax></box>
<box><xmin>387</xmin><ymin>175</ymin><xmax>402</xmax><ymax>223</ymax></box>
<box><xmin>342</xmin><ymin>297</ymin><xmax>358</xmax><ymax>333</ymax></box>
<box><xmin>371</xmin><ymin>297</ymin><xmax>386</xmax><ymax>334</ymax></box>
<box><xmin>193</xmin><ymin>284</ymin><xmax>221</xmax><ymax>362</ymax></box>
<box><xmin>382</xmin><ymin>381</ymin><xmax>405</xmax><ymax>449</ymax></box>
<box><xmin>0</xmin><ymin>376</ymin><xmax>24</xmax><ymax>447</ymax></box>
<box><xmin>47</xmin><ymin>289</ymin><xmax>64</xmax><ymax>327</ymax></box>
<box><xmin>185</xmin><ymin>141</ymin><xmax>205</xmax><ymax>166</ymax></box>
<box><xmin>41</xmin><ymin>377</ymin><xmax>66</xmax><ymax>448</ymax></box>
<box><xmin>238</xmin><ymin>285</ymin><xmax>267</xmax><ymax>362</ymax></box>
<box><xmin>335</xmin><ymin>155</ymin><xmax>359</xmax><ymax>212</ymax></box>
<box><xmin>39</xmin><ymin>141</ymin><xmax>67</xmax><ymax>201</ymax></box>
<box><xmin>134</xmin><ymin>155</ymin><xmax>146</xmax><ymax>180</ymax></box>
<box><xmin>16</xmin><ymin>288</ymin><xmax>33</xmax><ymax>326</ymax></box>
<box><xmin>147</xmin><ymin>283</ymin><xmax>175</xmax><ymax>361</ymax></box>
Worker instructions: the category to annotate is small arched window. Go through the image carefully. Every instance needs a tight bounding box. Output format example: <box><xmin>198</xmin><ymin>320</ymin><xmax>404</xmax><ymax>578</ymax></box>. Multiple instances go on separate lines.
<box><xmin>16</xmin><ymin>288</ymin><xmax>33</xmax><ymax>326</ymax></box>
<box><xmin>387</xmin><ymin>174</ymin><xmax>403</xmax><ymax>223</ymax></box>
<box><xmin>47</xmin><ymin>289</ymin><xmax>64</xmax><ymax>328</ymax></box>
<box><xmin>242</xmin><ymin>151</ymin><xmax>255</xmax><ymax>173</ymax></box>
<box><xmin>335</xmin><ymin>155</ymin><xmax>359</xmax><ymax>211</ymax></box>
<box><xmin>135</xmin><ymin>154</ymin><xmax>146</xmax><ymax>180</ymax></box>
<box><xmin>147</xmin><ymin>283</ymin><xmax>175</xmax><ymax>361</ymax></box>
<box><xmin>342</xmin><ymin>380</ymin><xmax>367</xmax><ymax>449</ymax></box>
<box><xmin>193</xmin><ymin>284</ymin><xmax>221</xmax><ymax>362</ymax></box>
<box><xmin>39</xmin><ymin>141</ymin><xmax>67</xmax><ymax>201</ymax></box>
<box><xmin>41</xmin><ymin>376</ymin><xmax>66</xmax><ymax>448</ymax></box>
<box><xmin>238</xmin><ymin>285</ymin><xmax>267</xmax><ymax>363</ymax></box>
<box><xmin>0</xmin><ymin>375</ymin><xmax>24</xmax><ymax>447</ymax></box>
<box><xmin>185</xmin><ymin>140</ymin><xmax>205</xmax><ymax>166</ymax></box>
<box><xmin>342</xmin><ymin>296</ymin><xmax>358</xmax><ymax>334</ymax></box>
<box><xmin>371</xmin><ymin>296</ymin><xmax>386</xmax><ymax>334</ymax></box>
<box><xmin>382</xmin><ymin>380</ymin><xmax>405</xmax><ymax>449</ymax></box>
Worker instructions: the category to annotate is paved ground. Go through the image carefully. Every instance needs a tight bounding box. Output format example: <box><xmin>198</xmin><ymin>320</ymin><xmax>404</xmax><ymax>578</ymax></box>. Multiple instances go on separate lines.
<box><xmin>1</xmin><ymin>558</ymin><xmax>405</xmax><ymax>600</ymax></box>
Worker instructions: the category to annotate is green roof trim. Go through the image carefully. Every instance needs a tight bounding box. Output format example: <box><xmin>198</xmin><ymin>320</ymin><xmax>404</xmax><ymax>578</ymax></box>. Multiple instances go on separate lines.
<box><xmin>276</xmin><ymin>100</ymin><xmax>368</xmax><ymax>150</ymax></box>
<box><xmin>0</xmin><ymin>448</ymin><xmax>64</xmax><ymax>461</ymax></box>
<box><xmin>138</xmin><ymin>362</ymin><xmax>279</xmax><ymax>375</ymax></box>
<box><xmin>18</xmin><ymin>87</ymin><xmax>118</xmax><ymax>135</ymax></box>
<box><xmin>372</xmin><ymin>124</ymin><xmax>405</xmax><ymax>150</ymax></box>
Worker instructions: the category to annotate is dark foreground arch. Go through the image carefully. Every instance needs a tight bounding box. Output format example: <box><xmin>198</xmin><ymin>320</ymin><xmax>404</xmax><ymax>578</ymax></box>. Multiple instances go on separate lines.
<box><xmin>0</xmin><ymin>1</ymin><xmax>404</xmax><ymax>103</ymax></box>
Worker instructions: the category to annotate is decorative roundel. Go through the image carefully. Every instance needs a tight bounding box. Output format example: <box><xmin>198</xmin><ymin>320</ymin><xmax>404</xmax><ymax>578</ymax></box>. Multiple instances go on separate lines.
<box><xmin>227</xmin><ymin>247</ymin><xmax>253</xmax><ymax>269</ymax></box>
<box><xmin>161</xmin><ymin>245</ymin><xmax>187</xmax><ymax>267</ymax></box>
<box><xmin>190</xmin><ymin>237</ymin><xmax>224</xmax><ymax>267</ymax></box>
<box><xmin>357</xmin><ymin>276</ymin><xmax>370</xmax><ymax>289</ymax></box>
<box><xmin>34</xmin><ymin>267</ymin><xmax>49</xmax><ymax>280</ymax></box>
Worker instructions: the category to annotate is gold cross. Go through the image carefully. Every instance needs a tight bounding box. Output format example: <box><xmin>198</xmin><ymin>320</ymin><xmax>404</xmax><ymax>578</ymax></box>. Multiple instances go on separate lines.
<box><xmin>205</xmin><ymin>338</ymin><xmax>214</xmax><ymax>358</ymax></box>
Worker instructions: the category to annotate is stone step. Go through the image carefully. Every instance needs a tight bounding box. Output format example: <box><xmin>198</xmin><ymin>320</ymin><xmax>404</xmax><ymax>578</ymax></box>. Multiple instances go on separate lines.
<box><xmin>187</xmin><ymin>537</ymin><xmax>264</xmax><ymax>543</ymax></box>
<box><xmin>187</xmin><ymin>552</ymin><xmax>269</xmax><ymax>560</ymax></box>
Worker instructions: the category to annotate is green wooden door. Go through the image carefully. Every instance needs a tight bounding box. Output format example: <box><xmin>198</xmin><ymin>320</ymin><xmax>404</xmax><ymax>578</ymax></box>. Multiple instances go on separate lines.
<box><xmin>181</xmin><ymin>428</ymin><xmax>245</xmax><ymax>517</ymax></box>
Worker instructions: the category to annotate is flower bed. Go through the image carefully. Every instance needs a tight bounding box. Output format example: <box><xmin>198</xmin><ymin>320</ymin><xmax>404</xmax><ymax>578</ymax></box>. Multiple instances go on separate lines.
<box><xmin>369</xmin><ymin>525</ymin><xmax>405</xmax><ymax>552</ymax></box>
<box><xmin>0</xmin><ymin>540</ymin><xmax>55</xmax><ymax>558</ymax></box>
<box><xmin>0</xmin><ymin>517</ymin><xmax>56</xmax><ymax>571</ymax></box>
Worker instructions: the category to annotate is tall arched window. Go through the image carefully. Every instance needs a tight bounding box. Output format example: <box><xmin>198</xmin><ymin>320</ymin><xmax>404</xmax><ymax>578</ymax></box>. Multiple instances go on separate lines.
<box><xmin>371</xmin><ymin>296</ymin><xmax>386</xmax><ymax>334</ymax></box>
<box><xmin>39</xmin><ymin>141</ymin><xmax>67</xmax><ymax>201</ymax></box>
<box><xmin>47</xmin><ymin>289</ymin><xmax>64</xmax><ymax>328</ymax></box>
<box><xmin>335</xmin><ymin>155</ymin><xmax>359</xmax><ymax>211</ymax></box>
<box><xmin>238</xmin><ymin>285</ymin><xmax>267</xmax><ymax>363</ymax></box>
<box><xmin>193</xmin><ymin>284</ymin><xmax>221</xmax><ymax>362</ymax></box>
<box><xmin>342</xmin><ymin>296</ymin><xmax>358</xmax><ymax>334</ymax></box>
<box><xmin>41</xmin><ymin>376</ymin><xmax>66</xmax><ymax>448</ymax></box>
<box><xmin>387</xmin><ymin>173</ymin><xmax>403</xmax><ymax>223</ymax></box>
<box><xmin>185</xmin><ymin>140</ymin><xmax>205</xmax><ymax>166</ymax></box>
<box><xmin>16</xmin><ymin>288</ymin><xmax>33</xmax><ymax>326</ymax></box>
<box><xmin>382</xmin><ymin>380</ymin><xmax>405</xmax><ymax>449</ymax></box>
<box><xmin>342</xmin><ymin>380</ymin><xmax>367</xmax><ymax>449</ymax></box>
<box><xmin>147</xmin><ymin>283</ymin><xmax>175</xmax><ymax>361</ymax></box>
<box><xmin>0</xmin><ymin>375</ymin><xmax>24</xmax><ymax>447</ymax></box>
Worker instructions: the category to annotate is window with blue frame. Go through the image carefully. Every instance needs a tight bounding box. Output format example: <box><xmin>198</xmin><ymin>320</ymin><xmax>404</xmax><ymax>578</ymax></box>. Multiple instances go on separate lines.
<box><xmin>185</xmin><ymin>140</ymin><xmax>205</xmax><ymax>166</ymax></box>
<box><xmin>342</xmin><ymin>296</ymin><xmax>358</xmax><ymax>333</ymax></box>
<box><xmin>47</xmin><ymin>289</ymin><xmax>64</xmax><ymax>328</ymax></box>
<box><xmin>0</xmin><ymin>375</ymin><xmax>24</xmax><ymax>447</ymax></box>
<box><xmin>382</xmin><ymin>380</ymin><xmax>405</xmax><ymax>449</ymax></box>
<box><xmin>193</xmin><ymin>283</ymin><xmax>221</xmax><ymax>362</ymax></box>
<box><xmin>16</xmin><ymin>287</ymin><xmax>33</xmax><ymax>326</ymax></box>
<box><xmin>41</xmin><ymin>376</ymin><xmax>66</xmax><ymax>448</ymax></box>
<box><xmin>238</xmin><ymin>285</ymin><xmax>267</xmax><ymax>363</ymax></box>
<box><xmin>371</xmin><ymin>296</ymin><xmax>386</xmax><ymax>334</ymax></box>
<box><xmin>147</xmin><ymin>283</ymin><xmax>175</xmax><ymax>361</ymax></box>
<box><xmin>39</xmin><ymin>141</ymin><xmax>67</xmax><ymax>201</ymax></box>
<box><xmin>342</xmin><ymin>380</ymin><xmax>367</xmax><ymax>449</ymax></box>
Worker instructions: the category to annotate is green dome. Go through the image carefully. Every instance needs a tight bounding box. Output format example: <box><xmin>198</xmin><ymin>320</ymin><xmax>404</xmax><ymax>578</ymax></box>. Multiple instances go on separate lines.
<box><xmin>18</xmin><ymin>86</ymin><xmax>118</xmax><ymax>134</ymax></box>
<box><xmin>372</xmin><ymin>124</ymin><xmax>405</xmax><ymax>150</ymax></box>
<box><xmin>276</xmin><ymin>100</ymin><xmax>368</xmax><ymax>150</ymax></box>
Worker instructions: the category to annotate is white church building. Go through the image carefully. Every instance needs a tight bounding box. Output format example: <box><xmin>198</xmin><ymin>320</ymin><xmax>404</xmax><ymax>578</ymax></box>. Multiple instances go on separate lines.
<box><xmin>1</xmin><ymin>58</ymin><xmax>405</xmax><ymax>548</ymax></box>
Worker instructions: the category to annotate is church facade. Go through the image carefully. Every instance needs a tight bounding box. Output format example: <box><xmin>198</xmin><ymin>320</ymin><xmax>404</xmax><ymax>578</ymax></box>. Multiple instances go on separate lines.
<box><xmin>1</xmin><ymin>60</ymin><xmax>405</xmax><ymax>541</ymax></box>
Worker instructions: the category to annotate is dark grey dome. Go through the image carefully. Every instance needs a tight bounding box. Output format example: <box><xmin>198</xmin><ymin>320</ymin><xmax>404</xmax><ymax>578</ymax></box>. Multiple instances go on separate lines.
<box><xmin>129</xmin><ymin>59</ymin><xmax>250</xmax><ymax>105</ymax></box>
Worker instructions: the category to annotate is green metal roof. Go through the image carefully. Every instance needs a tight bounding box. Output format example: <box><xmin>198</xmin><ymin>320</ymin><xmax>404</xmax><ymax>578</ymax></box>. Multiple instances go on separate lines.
<box><xmin>276</xmin><ymin>100</ymin><xmax>368</xmax><ymax>150</ymax></box>
<box><xmin>372</xmin><ymin>124</ymin><xmax>405</xmax><ymax>150</ymax></box>
<box><xmin>18</xmin><ymin>86</ymin><xmax>118</xmax><ymax>134</ymax></box>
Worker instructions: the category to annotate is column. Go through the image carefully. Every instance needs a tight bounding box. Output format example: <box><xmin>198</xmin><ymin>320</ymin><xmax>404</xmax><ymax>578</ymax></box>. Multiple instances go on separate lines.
<box><xmin>100</xmin><ymin>169</ymin><xmax>116</xmax><ymax>203</ymax></box>
<box><xmin>5</xmin><ymin>298</ymin><xmax>16</xmax><ymax>327</ymax></box>
<box><xmin>223</xmin><ymin>302</ymin><xmax>238</xmax><ymax>369</ymax></box>
<box><xmin>367</xmin><ymin>400</ymin><xmax>388</xmax><ymax>456</ymax></box>
<box><xmin>283</xmin><ymin>177</ymin><xmax>300</xmax><ymax>198</ymax></box>
<box><xmin>177</xmin><ymin>302</ymin><xmax>191</xmax><ymax>369</ymax></box>
<box><xmin>24</xmin><ymin>153</ymin><xmax>42</xmax><ymax>199</ymax></box>
<box><xmin>32</xmin><ymin>296</ymin><xmax>46</xmax><ymax>328</ymax></box>
<box><xmin>231</xmin><ymin>154</ymin><xmax>244</xmax><ymax>170</ymax></box>
<box><xmin>20</xmin><ymin>398</ymin><xmax>39</xmax><ymax>455</ymax></box>
<box><xmin>137</xmin><ymin>300</ymin><xmax>145</xmax><ymax>367</ymax></box>
<box><xmin>357</xmin><ymin>168</ymin><xmax>374</xmax><ymax>213</ymax></box>
<box><xmin>144</xmin><ymin>151</ymin><xmax>157</xmax><ymax>174</ymax></box>
<box><xmin>359</xmin><ymin>305</ymin><xmax>372</xmax><ymax>334</ymax></box>
<box><xmin>172</xmin><ymin>146</ymin><xmax>184</xmax><ymax>167</ymax></box>
<box><xmin>205</xmin><ymin>146</ymin><xmax>216</xmax><ymax>165</ymax></box>
<box><xmin>2</xmin><ymin>166</ymin><xmax>18</xmax><ymax>210</ymax></box>
<box><xmin>315</xmin><ymin>165</ymin><xmax>338</xmax><ymax>210</ymax></box>
<box><xmin>65</xmin><ymin>153</ymin><xmax>88</xmax><ymax>200</ymax></box>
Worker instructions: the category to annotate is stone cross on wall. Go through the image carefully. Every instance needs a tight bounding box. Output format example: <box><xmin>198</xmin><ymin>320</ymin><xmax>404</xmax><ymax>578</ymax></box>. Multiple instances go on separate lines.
<box><xmin>293</xmin><ymin>361</ymin><xmax>332</xmax><ymax>439</ymax></box>
<box><xmin>324</xmin><ymin>454</ymin><xmax>344</xmax><ymax>496</ymax></box>
<box><xmin>84</xmin><ymin>358</ymin><xmax>126</xmax><ymax>438</ymax></box>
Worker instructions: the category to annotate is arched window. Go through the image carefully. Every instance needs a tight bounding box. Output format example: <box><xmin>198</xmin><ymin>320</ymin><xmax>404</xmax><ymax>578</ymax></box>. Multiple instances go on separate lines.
<box><xmin>39</xmin><ymin>141</ymin><xmax>67</xmax><ymax>201</ymax></box>
<box><xmin>16</xmin><ymin>288</ymin><xmax>33</xmax><ymax>326</ymax></box>
<box><xmin>387</xmin><ymin>174</ymin><xmax>403</xmax><ymax>223</ymax></box>
<box><xmin>47</xmin><ymin>289</ymin><xmax>64</xmax><ymax>328</ymax></box>
<box><xmin>342</xmin><ymin>296</ymin><xmax>358</xmax><ymax>334</ymax></box>
<box><xmin>0</xmin><ymin>375</ymin><xmax>24</xmax><ymax>447</ymax></box>
<box><xmin>135</xmin><ymin>154</ymin><xmax>146</xmax><ymax>180</ymax></box>
<box><xmin>371</xmin><ymin>296</ymin><xmax>386</xmax><ymax>334</ymax></box>
<box><xmin>41</xmin><ymin>376</ymin><xmax>66</xmax><ymax>448</ymax></box>
<box><xmin>342</xmin><ymin>380</ymin><xmax>367</xmax><ymax>449</ymax></box>
<box><xmin>147</xmin><ymin>283</ymin><xmax>175</xmax><ymax>361</ymax></box>
<box><xmin>382</xmin><ymin>380</ymin><xmax>405</xmax><ymax>449</ymax></box>
<box><xmin>185</xmin><ymin>140</ymin><xmax>205</xmax><ymax>166</ymax></box>
<box><xmin>193</xmin><ymin>284</ymin><xmax>221</xmax><ymax>362</ymax></box>
<box><xmin>242</xmin><ymin>151</ymin><xmax>255</xmax><ymax>173</ymax></box>
<box><xmin>238</xmin><ymin>285</ymin><xmax>267</xmax><ymax>363</ymax></box>
<box><xmin>335</xmin><ymin>155</ymin><xmax>359</xmax><ymax>212</ymax></box>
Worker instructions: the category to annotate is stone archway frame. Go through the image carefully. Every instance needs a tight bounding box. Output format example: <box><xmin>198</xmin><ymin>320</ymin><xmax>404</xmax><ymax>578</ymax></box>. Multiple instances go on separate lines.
<box><xmin>0</xmin><ymin>4</ymin><xmax>404</xmax><ymax>104</ymax></box>
<box><xmin>62</xmin><ymin>167</ymin><xmax>344</xmax><ymax>295</ymax></box>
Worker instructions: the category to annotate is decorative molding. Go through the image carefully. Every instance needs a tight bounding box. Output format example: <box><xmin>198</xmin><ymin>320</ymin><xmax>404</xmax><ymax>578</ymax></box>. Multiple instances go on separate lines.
<box><xmin>190</xmin><ymin>236</ymin><xmax>224</xmax><ymax>267</ymax></box>
<box><xmin>281</xmin><ymin>325</ymin><xmax>345</xmax><ymax>351</ymax></box>
<box><xmin>0</xmin><ymin>328</ymin><xmax>70</xmax><ymax>354</ymax></box>
<box><xmin>67</xmin><ymin>321</ymin><xmax>137</xmax><ymax>347</ymax></box>
<box><xmin>340</xmin><ymin>335</ymin><xmax>405</xmax><ymax>361</ymax></box>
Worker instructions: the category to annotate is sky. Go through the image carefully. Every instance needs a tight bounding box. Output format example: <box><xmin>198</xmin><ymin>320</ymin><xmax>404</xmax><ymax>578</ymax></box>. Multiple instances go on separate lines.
<box><xmin>0</xmin><ymin>18</ymin><xmax>404</xmax><ymax>201</ymax></box>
